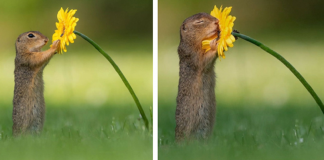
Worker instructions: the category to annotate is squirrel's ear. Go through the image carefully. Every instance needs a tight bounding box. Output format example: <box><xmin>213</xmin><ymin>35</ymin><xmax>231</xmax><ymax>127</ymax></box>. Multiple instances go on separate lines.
<box><xmin>182</xmin><ymin>24</ymin><xmax>186</xmax><ymax>31</ymax></box>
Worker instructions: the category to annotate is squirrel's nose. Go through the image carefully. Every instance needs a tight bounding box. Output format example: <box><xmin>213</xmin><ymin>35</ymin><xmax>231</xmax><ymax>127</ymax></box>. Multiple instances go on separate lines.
<box><xmin>44</xmin><ymin>38</ymin><xmax>48</xmax><ymax>44</ymax></box>
<box><xmin>214</xmin><ymin>19</ymin><xmax>219</xmax><ymax>25</ymax></box>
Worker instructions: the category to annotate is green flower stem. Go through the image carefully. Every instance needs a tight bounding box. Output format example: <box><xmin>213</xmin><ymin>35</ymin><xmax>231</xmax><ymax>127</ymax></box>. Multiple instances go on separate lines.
<box><xmin>74</xmin><ymin>30</ymin><xmax>149</xmax><ymax>129</ymax></box>
<box><xmin>232</xmin><ymin>32</ymin><xmax>324</xmax><ymax>113</ymax></box>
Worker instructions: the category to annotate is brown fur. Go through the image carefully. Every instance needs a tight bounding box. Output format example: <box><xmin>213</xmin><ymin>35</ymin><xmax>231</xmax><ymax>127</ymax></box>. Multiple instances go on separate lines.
<box><xmin>175</xmin><ymin>13</ymin><xmax>220</xmax><ymax>141</ymax></box>
<box><xmin>12</xmin><ymin>31</ymin><xmax>59</xmax><ymax>136</ymax></box>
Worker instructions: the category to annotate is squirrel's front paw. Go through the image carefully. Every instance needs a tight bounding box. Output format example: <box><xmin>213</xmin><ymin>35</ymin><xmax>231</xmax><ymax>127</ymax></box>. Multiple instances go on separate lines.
<box><xmin>209</xmin><ymin>39</ymin><xmax>218</xmax><ymax>55</ymax></box>
<box><xmin>50</xmin><ymin>40</ymin><xmax>60</xmax><ymax>54</ymax></box>
<box><xmin>51</xmin><ymin>40</ymin><xmax>60</xmax><ymax>49</ymax></box>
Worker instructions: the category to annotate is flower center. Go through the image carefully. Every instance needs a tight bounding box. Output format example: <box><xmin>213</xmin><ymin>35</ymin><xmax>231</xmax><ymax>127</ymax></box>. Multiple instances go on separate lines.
<box><xmin>61</xmin><ymin>27</ymin><xmax>65</xmax><ymax>37</ymax></box>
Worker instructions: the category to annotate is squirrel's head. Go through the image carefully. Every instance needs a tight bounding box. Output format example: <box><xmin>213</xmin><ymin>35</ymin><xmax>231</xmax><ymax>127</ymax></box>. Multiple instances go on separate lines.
<box><xmin>16</xmin><ymin>31</ymin><xmax>49</xmax><ymax>53</ymax></box>
<box><xmin>179</xmin><ymin>13</ymin><xmax>219</xmax><ymax>53</ymax></box>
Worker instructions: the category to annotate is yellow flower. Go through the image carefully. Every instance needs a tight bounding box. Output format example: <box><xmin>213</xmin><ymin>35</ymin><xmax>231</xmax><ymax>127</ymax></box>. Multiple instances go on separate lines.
<box><xmin>51</xmin><ymin>7</ymin><xmax>79</xmax><ymax>53</ymax></box>
<box><xmin>202</xmin><ymin>5</ymin><xmax>236</xmax><ymax>59</ymax></box>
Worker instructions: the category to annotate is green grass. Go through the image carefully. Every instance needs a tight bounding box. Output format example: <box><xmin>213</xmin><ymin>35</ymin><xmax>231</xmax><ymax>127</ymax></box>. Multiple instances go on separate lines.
<box><xmin>0</xmin><ymin>49</ymin><xmax>152</xmax><ymax>160</ymax></box>
<box><xmin>158</xmin><ymin>38</ymin><xmax>324</xmax><ymax>159</ymax></box>
<box><xmin>0</xmin><ymin>106</ymin><xmax>151</xmax><ymax>160</ymax></box>
<box><xmin>159</xmin><ymin>103</ymin><xmax>324</xmax><ymax>160</ymax></box>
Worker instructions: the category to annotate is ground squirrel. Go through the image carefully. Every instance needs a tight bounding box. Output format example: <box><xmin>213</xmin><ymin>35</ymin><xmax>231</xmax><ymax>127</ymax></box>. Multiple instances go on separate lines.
<box><xmin>12</xmin><ymin>31</ymin><xmax>59</xmax><ymax>136</ymax></box>
<box><xmin>175</xmin><ymin>13</ymin><xmax>220</xmax><ymax>141</ymax></box>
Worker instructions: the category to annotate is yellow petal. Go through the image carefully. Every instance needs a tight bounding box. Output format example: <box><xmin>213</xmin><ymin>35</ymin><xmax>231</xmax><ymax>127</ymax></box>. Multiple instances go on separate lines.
<box><xmin>230</xmin><ymin>35</ymin><xmax>235</xmax><ymax>42</ymax></box>
<box><xmin>63</xmin><ymin>46</ymin><xmax>67</xmax><ymax>52</ymax></box>
<box><xmin>69</xmin><ymin>17</ymin><xmax>76</xmax><ymax>25</ymax></box>
<box><xmin>65</xmin><ymin>36</ymin><xmax>69</xmax><ymax>46</ymax></box>
<box><xmin>57</xmin><ymin>8</ymin><xmax>64</xmax><ymax>20</ymax></box>
<box><xmin>56</xmin><ymin>22</ymin><xmax>60</xmax><ymax>29</ymax></box>
<box><xmin>69</xmin><ymin>9</ymin><xmax>77</xmax><ymax>18</ymax></box>
<box><xmin>224</xmin><ymin>43</ymin><xmax>228</xmax><ymax>51</ymax></box>
<box><xmin>211</xmin><ymin>5</ymin><xmax>217</xmax><ymax>17</ymax></box>
<box><xmin>226</xmin><ymin>38</ymin><xmax>233</xmax><ymax>46</ymax></box>
<box><xmin>202</xmin><ymin>40</ymin><xmax>211</xmax><ymax>45</ymax></box>
<box><xmin>65</xmin><ymin>8</ymin><xmax>69</xmax><ymax>14</ymax></box>
<box><xmin>68</xmin><ymin>35</ymin><xmax>74</xmax><ymax>43</ymax></box>
<box><xmin>72</xmin><ymin>33</ymin><xmax>76</xmax><ymax>39</ymax></box>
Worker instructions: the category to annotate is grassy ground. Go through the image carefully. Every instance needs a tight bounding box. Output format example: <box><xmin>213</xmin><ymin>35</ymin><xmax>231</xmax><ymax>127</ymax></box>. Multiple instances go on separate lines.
<box><xmin>158</xmin><ymin>35</ymin><xmax>324</xmax><ymax>159</ymax></box>
<box><xmin>0</xmin><ymin>106</ymin><xmax>151</xmax><ymax>160</ymax></box>
<box><xmin>159</xmin><ymin>104</ymin><xmax>324</xmax><ymax>160</ymax></box>
<box><xmin>0</xmin><ymin>48</ymin><xmax>152</xmax><ymax>160</ymax></box>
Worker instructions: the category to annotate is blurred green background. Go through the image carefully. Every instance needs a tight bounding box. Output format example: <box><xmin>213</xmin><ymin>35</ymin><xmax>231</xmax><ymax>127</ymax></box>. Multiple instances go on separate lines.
<box><xmin>0</xmin><ymin>0</ymin><xmax>152</xmax><ymax>159</ymax></box>
<box><xmin>159</xmin><ymin>0</ymin><xmax>324</xmax><ymax>159</ymax></box>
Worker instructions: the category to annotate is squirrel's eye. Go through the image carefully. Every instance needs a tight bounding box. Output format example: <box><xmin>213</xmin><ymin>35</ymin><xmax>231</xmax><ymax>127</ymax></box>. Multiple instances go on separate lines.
<box><xmin>28</xmin><ymin>34</ymin><xmax>35</xmax><ymax>38</ymax></box>
<box><xmin>196</xmin><ymin>20</ymin><xmax>204</xmax><ymax>24</ymax></box>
